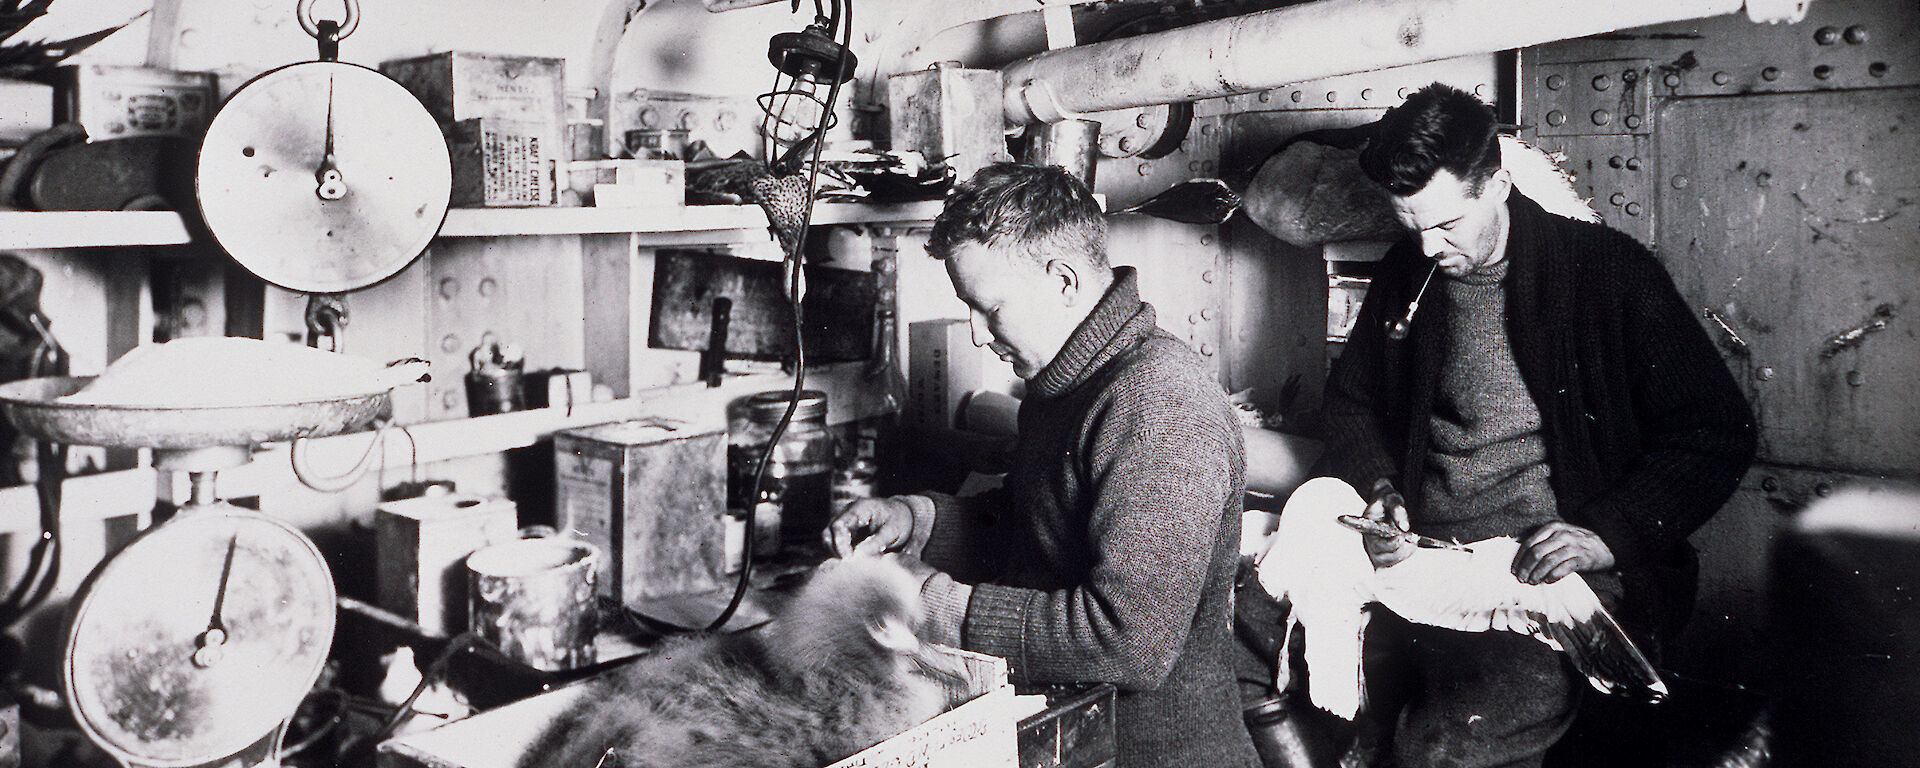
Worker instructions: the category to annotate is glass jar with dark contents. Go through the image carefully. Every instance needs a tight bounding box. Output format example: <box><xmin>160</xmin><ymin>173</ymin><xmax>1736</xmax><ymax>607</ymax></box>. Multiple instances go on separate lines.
<box><xmin>729</xmin><ymin>390</ymin><xmax>836</xmax><ymax>562</ymax></box>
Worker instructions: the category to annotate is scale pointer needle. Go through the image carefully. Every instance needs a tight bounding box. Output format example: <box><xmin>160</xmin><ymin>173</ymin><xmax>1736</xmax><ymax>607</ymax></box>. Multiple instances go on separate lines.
<box><xmin>193</xmin><ymin>534</ymin><xmax>238</xmax><ymax>668</ymax></box>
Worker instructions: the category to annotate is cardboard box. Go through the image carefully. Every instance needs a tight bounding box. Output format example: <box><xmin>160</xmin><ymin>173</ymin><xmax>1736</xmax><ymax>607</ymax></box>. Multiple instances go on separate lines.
<box><xmin>48</xmin><ymin>64</ymin><xmax>216</xmax><ymax>140</ymax></box>
<box><xmin>383</xmin><ymin>52</ymin><xmax>566</xmax><ymax>206</ymax></box>
<box><xmin>554</xmin><ymin>420</ymin><xmax>728</xmax><ymax>607</ymax></box>
<box><xmin>375</xmin><ymin>492</ymin><xmax>521</xmax><ymax>637</ymax></box>
<box><xmin>908</xmin><ymin>319</ymin><xmax>980</xmax><ymax>430</ymax></box>
<box><xmin>569</xmin><ymin>158</ymin><xmax>683</xmax><ymax>208</ymax></box>
<box><xmin>377</xmin><ymin>646</ymin><xmax>1021</xmax><ymax>768</ymax></box>
<box><xmin>446</xmin><ymin>117</ymin><xmax>558</xmax><ymax>207</ymax></box>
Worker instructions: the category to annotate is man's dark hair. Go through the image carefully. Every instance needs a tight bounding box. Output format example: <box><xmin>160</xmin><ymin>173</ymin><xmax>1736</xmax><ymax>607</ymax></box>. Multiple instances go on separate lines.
<box><xmin>1358</xmin><ymin>83</ymin><xmax>1502</xmax><ymax>196</ymax></box>
<box><xmin>926</xmin><ymin>162</ymin><xmax>1108</xmax><ymax>270</ymax></box>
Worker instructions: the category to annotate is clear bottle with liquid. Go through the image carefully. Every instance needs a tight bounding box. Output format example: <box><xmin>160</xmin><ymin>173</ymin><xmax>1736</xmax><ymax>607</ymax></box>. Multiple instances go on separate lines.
<box><xmin>729</xmin><ymin>390</ymin><xmax>836</xmax><ymax>564</ymax></box>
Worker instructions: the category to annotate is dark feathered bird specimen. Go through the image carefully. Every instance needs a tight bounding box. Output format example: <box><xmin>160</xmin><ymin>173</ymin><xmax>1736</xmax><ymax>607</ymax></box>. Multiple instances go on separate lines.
<box><xmin>519</xmin><ymin>554</ymin><xmax>971</xmax><ymax>768</ymax></box>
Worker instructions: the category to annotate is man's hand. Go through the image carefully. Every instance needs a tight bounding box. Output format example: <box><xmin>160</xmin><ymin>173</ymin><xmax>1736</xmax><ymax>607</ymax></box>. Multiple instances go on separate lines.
<box><xmin>1512</xmin><ymin>521</ymin><xmax>1616</xmax><ymax>584</ymax></box>
<box><xmin>827</xmin><ymin>496</ymin><xmax>916</xmax><ymax>557</ymax></box>
<box><xmin>1361</xmin><ymin>479</ymin><xmax>1416</xmax><ymax>569</ymax></box>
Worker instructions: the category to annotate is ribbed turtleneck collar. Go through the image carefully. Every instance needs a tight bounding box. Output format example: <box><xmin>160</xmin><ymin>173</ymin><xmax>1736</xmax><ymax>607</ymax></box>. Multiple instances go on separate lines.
<box><xmin>1029</xmin><ymin>267</ymin><xmax>1156</xmax><ymax>400</ymax></box>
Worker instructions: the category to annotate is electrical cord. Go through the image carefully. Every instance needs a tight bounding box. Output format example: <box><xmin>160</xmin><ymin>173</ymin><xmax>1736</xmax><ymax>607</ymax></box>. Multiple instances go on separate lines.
<box><xmin>707</xmin><ymin>0</ymin><xmax>852</xmax><ymax>633</ymax></box>
<box><xmin>290</xmin><ymin>419</ymin><xmax>410</xmax><ymax>494</ymax></box>
<box><xmin>0</xmin><ymin>311</ymin><xmax>66</xmax><ymax>631</ymax></box>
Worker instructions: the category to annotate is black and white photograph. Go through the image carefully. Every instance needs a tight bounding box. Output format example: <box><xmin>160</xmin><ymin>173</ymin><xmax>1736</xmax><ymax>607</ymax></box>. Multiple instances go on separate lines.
<box><xmin>0</xmin><ymin>1</ymin><xmax>1913</xmax><ymax>766</ymax></box>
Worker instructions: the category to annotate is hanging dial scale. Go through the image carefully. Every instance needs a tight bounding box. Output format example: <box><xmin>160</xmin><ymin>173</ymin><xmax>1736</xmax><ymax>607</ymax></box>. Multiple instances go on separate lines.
<box><xmin>196</xmin><ymin>0</ymin><xmax>451</xmax><ymax>294</ymax></box>
<box><xmin>30</xmin><ymin>4</ymin><xmax>446</xmax><ymax>767</ymax></box>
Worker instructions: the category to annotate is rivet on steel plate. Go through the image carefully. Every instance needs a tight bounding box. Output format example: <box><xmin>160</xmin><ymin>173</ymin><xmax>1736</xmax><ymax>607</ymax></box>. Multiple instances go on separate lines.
<box><xmin>1200</xmin><ymin>344</ymin><xmax>1215</xmax><ymax>356</ymax></box>
<box><xmin>1761</xmin><ymin>476</ymin><xmax>1779</xmax><ymax>492</ymax></box>
<box><xmin>438</xmin><ymin>278</ymin><xmax>460</xmax><ymax>299</ymax></box>
<box><xmin>1664</xmin><ymin>73</ymin><xmax>1681</xmax><ymax>88</ymax></box>
<box><xmin>1200</xmin><ymin>308</ymin><xmax>1216</xmax><ymax>321</ymax></box>
<box><xmin>1610</xmin><ymin>192</ymin><xmax>1627</xmax><ymax>206</ymax></box>
<box><xmin>1291</xmin><ymin>91</ymin><xmax>1303</xmax><ymax>103</ymax></box>
<box><xmin>1546</xmin><ymin>110</ymin><xmax>1567</xmax><ymax>126</ymax></box>
<box><xmin>1814</xmin><ymin>65</ymin><xmax>1833</xmax><ymax>80</ymax></box>
<box><xmin>1625</xmin><ymin>114</ymin><xmax>1643</xmax><ymax>130</ymax></box>
<box><xmin>1545</xmin><ymin>74</ymin><xmax>1566</xmax><ymax>90</ymax></box>
<box><xmin>1200</xmin><ymin>235</ymin><xmax>1214</xmax><ymax>246</ymax></box>
<box><xmin>1609</xmin><ymin>156</ymin><xmax>1625</xmax><ymax>168</ymax></box>
<box><xmin>1846</xmin><ymin>370</ymin><xmax>1865</xmax><ymax>386</ymax></box>
<box><xmin>1712</xmin><ymin>71</ymin><xmax>1731</xmax><ymax>85</ymax></box>
<box><xmin>1200</xmin><ymin>124</ymin><xmax>1215</xmax><ymax>136</ymax></box>
<box><xmin>1761</xmin><ymin>67</ymin><xmax>1781</xmax><ymax>82</ymax></box>
<box><xmin>1259</xmin><ymin>92</ymin><xmax>1272</xmax><ymax>103</ymax></box>
<box><xmin>1671</xmin><ymin>175</ymin><xmax>1690</xmax><ymax>189</ymax></box>
<box><xmin>1814</xmin><ymin>26</ymin><xmax>1840</xmax><ymax>45</ymax></box>
<box><xmin>1325</xmin><ymin>91</ymin><xmax>1338</xmax><ymax>103</ymax></box>
<box><xmin>1757</xmin><ymin>366</ymin><xmax>1774</xmax><ymax>381</ymax></box>
<box><xmin>1137</xmin><ymin>113</ymin><xmax>1152</xmax><ymax>128</ymax></box>
<box><xmin>1202</xmin><ymin>270</ymin><xmax>1216</xmax><ymax>284</ymax></box>
<box><xmin>1626</xmin><ymin>157</ymin><xmax>1642</xmax><ymax>171</ymax></box>
<box><xmin>441</xmin><ymin>334</ymin><xmax>461</xmax><ymax>353</ymax></box>
<box><xmin>1119</xmin><ymin>136</ymin><xmax>1137</xmax><ymax>153</ymax></box>
<box><xmin>1844</xmin><ymin>25</ymin><xmax>1867</xmax><ymax>44</ymax></box>
<box><xmin>479</xmin><ymin>277</ymin><xmax>498</xmax><ymax>297</ymax></box>
<box><xmin>1869</xmin><ymin>62</ymin><xmax>1889</xmax><ymax>78</ymax></box>
<box><xmin>1622</xmin><ymin>69</ymin><xmax>1638</xmax><ymax>83</ymax></box>
<box><xmin>1360</xmin><ymin>88</ymin><xmax>1373</xmax><ymax>101</ymax></box>
<box><xmin>1625</xmin><ymin>202</ymin><xmax>1642</xmax><ymax>217</ymax></box>
<box><xmin>1756</xmin><ymin>172</ymin><xmax>1772</xmax><ymax>187</ymax></box>
<box><xmin>1591</xmin><ymin>109</ymin><xmax>1612</xmax><ymax>126</ymax></box>
<box><xmin>1138</xmin><ymin>163</ymin><xmax>1152</xmax><ymax>177</ymax></box>
<box><xmin>1592</xmin><ymin>74</ymin><xmax>1612</xmax><ymax>91</ymax></box>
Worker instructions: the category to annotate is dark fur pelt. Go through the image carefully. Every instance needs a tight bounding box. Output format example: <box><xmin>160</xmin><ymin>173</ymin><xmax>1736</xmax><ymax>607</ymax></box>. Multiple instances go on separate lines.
<box><xmin>519</xmin><ymin>555</ymin><xmax>969</xmax><ymax>768</ymax></box>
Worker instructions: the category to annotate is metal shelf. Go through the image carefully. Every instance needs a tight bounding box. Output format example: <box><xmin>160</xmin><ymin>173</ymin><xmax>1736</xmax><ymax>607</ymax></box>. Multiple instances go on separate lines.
<box><xmin>0</xmin><ymin>210</ymin><xmax>193</xmax><ymax>250</ymax></box>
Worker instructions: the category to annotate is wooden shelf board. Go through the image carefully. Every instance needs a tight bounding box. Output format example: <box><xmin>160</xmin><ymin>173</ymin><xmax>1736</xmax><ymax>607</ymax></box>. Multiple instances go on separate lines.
<box><xmin>0</xmin><ymin>210</ymin><xmax>192</xmax><ymax>249</ymax></box>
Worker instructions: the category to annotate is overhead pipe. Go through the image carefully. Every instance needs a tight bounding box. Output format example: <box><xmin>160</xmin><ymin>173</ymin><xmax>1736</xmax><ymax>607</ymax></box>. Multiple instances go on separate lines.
<box><xmin>999</xmin><ymin>0</ymin><xmax>1811</xmax><ymax>124</ymax></box>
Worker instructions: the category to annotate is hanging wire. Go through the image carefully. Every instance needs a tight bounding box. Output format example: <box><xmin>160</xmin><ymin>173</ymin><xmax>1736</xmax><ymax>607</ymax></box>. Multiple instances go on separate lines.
<box><xmin>0</xmin><ymin>311</ymin><xmax>66</xmax><ymax>631</ymax></box>
<box><xmin>707</xmin><ymin>0</ymin><xmax>852</xmax><ymax>633</ymax></box>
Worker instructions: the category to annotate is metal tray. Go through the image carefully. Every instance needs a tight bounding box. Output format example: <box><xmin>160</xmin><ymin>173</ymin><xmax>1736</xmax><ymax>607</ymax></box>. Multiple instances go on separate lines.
<box><xmin>0</xmin><ymin>376</ymin><xmax>389</xmax><ymax>449</ymax></box>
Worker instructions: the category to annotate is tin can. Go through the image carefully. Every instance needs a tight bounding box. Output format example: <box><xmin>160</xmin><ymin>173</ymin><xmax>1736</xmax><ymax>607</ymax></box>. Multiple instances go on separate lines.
<box><xmin>466</xmin><ymin>536</ymin><xmax>600</xmax><ymax>672</ymax></box>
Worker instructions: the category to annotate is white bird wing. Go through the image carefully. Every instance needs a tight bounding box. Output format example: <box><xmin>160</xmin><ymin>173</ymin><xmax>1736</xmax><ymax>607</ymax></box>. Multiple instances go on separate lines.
<box><xmin>1370</xmin><ymin>537</ymin><xmax>1668</xmax><ymax>703</ymax></box>
<box><xmin>1255</xmin><ymin>477</ymin><xmax>1377</xmax><ymax>720</ymax></box>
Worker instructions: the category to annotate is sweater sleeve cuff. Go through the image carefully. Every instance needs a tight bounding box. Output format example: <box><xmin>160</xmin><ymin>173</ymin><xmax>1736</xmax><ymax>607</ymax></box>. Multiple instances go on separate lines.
<box><xmin>900</xmin><ymin>493</ymin><xmax>939</xmax><ymax>558</ymax></box>
<box><xmin>917</xmin><ymin>572</ymin><xmax>972</xmax><ymax>647</ymax></box>
<box><xmin>958</xmin><ymin>583</ymin><xmax>1029</xmax><ymax>670</ymax></box>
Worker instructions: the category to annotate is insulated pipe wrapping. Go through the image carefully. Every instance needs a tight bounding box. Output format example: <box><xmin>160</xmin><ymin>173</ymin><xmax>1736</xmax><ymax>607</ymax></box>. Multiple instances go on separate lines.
<box><xmin>999</xmin><ymin>0</ymin><xmax>1764</xmax><ymax>124</ymax></box>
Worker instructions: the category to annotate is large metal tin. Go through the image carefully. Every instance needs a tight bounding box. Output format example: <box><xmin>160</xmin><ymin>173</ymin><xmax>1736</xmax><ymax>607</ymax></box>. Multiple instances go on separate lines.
<box><xmin>888</xmin><ymin>64</ymin><xmax>1012</xmax><ymax>182</ymax></box>
<box><xmin>554</xmin><ymin>419</ymin><xmax>728</xmax><ymax>607</ymax></box>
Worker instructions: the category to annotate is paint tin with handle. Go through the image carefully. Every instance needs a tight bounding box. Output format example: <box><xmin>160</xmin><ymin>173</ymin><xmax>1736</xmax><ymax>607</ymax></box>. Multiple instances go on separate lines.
<box><xmin>467</xmin><ymin>534</ymin><xmax>600</xmax><ymax>671</ymax></box>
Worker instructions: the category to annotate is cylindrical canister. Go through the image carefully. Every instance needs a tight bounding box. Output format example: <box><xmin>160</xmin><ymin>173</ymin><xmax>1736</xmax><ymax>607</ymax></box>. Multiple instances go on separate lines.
<box><xmin>1023</xmin><ymin>118</ymin><xmax>1101</xmax><ymax>188</ymax></box>
<box><xmin>730</xmin><ymin>390</ymin><xmax>836</xmax><ymax>562</ymax></box>
<box><xmin>466</xmin><ymin>537</ymin><xmax>600</xmax><ymax>672</ymax></box>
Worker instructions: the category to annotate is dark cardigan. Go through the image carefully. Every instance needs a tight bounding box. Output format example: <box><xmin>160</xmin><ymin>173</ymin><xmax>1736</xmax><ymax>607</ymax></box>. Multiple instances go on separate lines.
<box><xmin>919</xmin><ymin>268</ymin><xmax>1259</xmax><ymax>768</ymax></box>
<box><xmin>1319</xmin><ymin>192</ymin><xmax>1758</xmax><ymax>640</ymax></box>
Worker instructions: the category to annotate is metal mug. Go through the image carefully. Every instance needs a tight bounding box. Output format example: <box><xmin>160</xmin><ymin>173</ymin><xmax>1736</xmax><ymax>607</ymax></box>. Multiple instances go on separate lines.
<box><xmin>1023</xmin><ymin>118</ymin><xmax>1101</xmax><ymax>188</ymax></box>
<box><xmin>466</xmin><ymin>535</ymin><xmax>600</xmax><ymax>672</ymax></box>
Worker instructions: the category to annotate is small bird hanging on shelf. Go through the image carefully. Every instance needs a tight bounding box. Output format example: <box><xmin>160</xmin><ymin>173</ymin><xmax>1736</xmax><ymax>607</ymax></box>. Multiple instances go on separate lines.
<box><xmin>1253</xmin><ymin>477</ymin><xmax>1666</xmax><ymax>721</ymax></box>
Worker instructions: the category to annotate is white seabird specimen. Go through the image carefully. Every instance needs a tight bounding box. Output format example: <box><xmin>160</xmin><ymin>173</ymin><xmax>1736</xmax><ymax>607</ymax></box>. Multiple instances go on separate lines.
<box><xmin>1254</xmin><ymin>477</ymin><xmax>1666</xmax><ymax>720</ymax></box>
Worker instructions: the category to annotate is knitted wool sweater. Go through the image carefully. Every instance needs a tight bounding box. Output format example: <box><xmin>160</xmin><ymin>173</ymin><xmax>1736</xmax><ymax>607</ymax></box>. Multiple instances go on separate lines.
<box><xmin>914</xmin><ymin>268</ymin><xmax>1259</xmax><ymax>768</ymax></box>
<box><xmin>1319</xmin><ymin>192</ymin><xmax>1757</xmax><ymax>640</ymax></box>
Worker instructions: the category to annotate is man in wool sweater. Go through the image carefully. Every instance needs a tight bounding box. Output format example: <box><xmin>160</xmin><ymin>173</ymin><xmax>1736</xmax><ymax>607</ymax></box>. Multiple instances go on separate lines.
<box><xmin>828</xmin><ymin>163</ymin><xmax>1261</xmax><ymax>768</ymax></box>
<box><xmin>1319</xmin><ymin>83</ymin><xmax>1756</xmax><ymax>766</ymax></box>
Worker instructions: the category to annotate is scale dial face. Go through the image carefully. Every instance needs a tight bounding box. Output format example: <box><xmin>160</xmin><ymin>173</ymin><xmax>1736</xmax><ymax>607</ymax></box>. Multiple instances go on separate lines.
<box><xmin>64</xmin><ymin>505</ymin><xmax>336</xmax><ymax>767</ymax></box>
<box><xmin>198</xmin><ymin>61</ymin><xmax>451</xmax><ymax>294</ymax></box>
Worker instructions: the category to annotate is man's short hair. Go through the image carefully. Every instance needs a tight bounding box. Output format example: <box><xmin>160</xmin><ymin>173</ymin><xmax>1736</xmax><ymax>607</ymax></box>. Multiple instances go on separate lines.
<box><xmin>1358</xmin><ymin>83</ymin><xmax>1502</xmax><ymax>197</ymax></box>
<box><xmin>926</xmin><ymin>162</ymin><xmax>1108</xmax><ymax>271</ymax></box>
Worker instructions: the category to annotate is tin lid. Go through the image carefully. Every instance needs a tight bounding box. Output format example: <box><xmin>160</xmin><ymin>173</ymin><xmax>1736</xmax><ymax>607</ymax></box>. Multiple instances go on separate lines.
<box><xmin>745</xmin><ymin>389</ymin><xmax>827</xmax><ymax>424</ymax></box>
